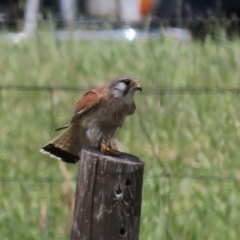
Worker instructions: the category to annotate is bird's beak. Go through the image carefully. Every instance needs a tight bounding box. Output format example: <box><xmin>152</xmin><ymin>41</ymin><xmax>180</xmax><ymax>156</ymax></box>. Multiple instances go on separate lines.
<box><xmin>133</xmin><ymin>82</ymin><xmax>142</xmax><ymax>91</ymax></box>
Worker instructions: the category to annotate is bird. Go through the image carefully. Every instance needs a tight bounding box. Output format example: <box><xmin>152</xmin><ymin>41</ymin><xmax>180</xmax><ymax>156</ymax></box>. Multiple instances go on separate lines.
<box><xmin>40</xmin><ymin>75</ymin><xmax>142</xmax><ymax>163</ymax></box>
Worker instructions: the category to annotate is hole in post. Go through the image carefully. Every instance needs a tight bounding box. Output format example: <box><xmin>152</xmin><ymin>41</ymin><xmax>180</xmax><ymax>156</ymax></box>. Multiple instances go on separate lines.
<box><xmin>125</xmin><ymin>178</ymin><xmax>131</xmax><ymax>186</ymax></box>
<box><xmin>119</xmin><ymin>227</ymin><xmax>127</xmax><ymax>236</ymax></box>
<box><xmin>115</xmin><ymin>185</ymin><xmax>122</xmax><ymax>197</ymax></box>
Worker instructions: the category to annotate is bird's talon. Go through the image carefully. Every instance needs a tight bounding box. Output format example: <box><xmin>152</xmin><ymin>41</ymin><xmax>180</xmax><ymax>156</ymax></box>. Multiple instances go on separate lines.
<box><xmin>100</xmin><ymin>142</ymin><xmax>122</xmax><ymax>156</ymax></box>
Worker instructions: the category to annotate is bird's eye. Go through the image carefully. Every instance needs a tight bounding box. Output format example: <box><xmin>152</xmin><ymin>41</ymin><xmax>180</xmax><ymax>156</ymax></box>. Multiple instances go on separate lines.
<box><xmin>124</xmin><ymin>80</ymin><xmax>131</xmax><ymax>85</ymax></box>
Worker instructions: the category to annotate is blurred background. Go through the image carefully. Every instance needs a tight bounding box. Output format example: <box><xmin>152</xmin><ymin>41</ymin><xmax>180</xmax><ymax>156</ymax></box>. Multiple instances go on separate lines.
<box><xmin>1</xmin><ymin>0</ymin><xmax>240</xmax><ymax>240</ymax></box>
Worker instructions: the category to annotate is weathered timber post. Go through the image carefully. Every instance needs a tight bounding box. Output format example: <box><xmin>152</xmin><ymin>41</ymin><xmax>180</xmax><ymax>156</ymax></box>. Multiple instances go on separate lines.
<box><xmin>70</xmin><ymin>147</ymin><xmax>144</xmax><ymax>240</ymax></box>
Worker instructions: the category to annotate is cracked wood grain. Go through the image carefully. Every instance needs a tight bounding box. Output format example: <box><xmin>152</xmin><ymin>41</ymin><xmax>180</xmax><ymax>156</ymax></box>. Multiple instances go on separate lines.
<box><xmin>70</xmin><ymin>147</ymin><xmax>144</xmax><ymax>240</ymax></box>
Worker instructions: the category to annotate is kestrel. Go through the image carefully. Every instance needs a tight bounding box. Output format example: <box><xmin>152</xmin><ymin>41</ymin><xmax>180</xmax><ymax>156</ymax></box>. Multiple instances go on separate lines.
<box><xmin>40</xmin><ymin>76</ymin><xmax>141</xmax><ymax>163</ymax></box>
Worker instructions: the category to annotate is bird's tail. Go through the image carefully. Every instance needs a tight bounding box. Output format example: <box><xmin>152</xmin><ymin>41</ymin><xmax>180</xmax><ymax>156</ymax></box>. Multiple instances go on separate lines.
<box><xmin>40</xmin><ymin>123</ymin><xmax>82</xmax><ymax>163</ymax></box>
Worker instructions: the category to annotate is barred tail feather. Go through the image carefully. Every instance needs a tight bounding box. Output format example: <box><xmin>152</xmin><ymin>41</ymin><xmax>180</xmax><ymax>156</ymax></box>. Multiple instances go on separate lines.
<box><xmin>40</xmin><ymin>123</ymin><xmax>82</xmax><ymax>164</ymax></box>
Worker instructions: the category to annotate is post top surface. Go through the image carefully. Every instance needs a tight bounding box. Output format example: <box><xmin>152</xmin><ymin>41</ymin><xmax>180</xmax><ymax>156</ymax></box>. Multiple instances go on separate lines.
<box><xmin>82</xmin><ymin>147</ymin><xmax>144</xmax><ymax>165</ymax></box>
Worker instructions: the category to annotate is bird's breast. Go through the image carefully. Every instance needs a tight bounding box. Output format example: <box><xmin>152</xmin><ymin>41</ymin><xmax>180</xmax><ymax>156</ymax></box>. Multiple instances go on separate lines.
<box><xmin>85</xmin><ymin>127</ymin><xmax>102</xmax><ymax>146</ymax></box>
<box><xmin>79</xmin><ymin>97</ymin><xmax>133</xmax><ymax>145</ymax></box>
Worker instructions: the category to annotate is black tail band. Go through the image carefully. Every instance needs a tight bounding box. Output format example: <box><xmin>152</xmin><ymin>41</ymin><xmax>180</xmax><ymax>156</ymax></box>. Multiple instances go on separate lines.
<box><xmin>42</xmin><ymin>144</ymin><xmax>79</xmax><ymax>164</ymax></box>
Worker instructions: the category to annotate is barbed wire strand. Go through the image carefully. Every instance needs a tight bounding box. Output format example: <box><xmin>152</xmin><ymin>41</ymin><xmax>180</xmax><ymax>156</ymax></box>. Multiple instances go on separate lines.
<box><xmin>1</xmin><ymin>86</ymin><xmax>239</xmax><ymax>182</ymax></box>
<box><xmin>1</xmin><ymin>17</ymin><xmax>240</xmax><ymax>24</ymax></box>
<box><xmin>2</xmin><ymin>85</ymin><xmax>240</xmax><ymax>95</ymax></box>
<box><xmin>1</xmin><ymin>174</ymin><xmax>240</xmax><ymax>183</ymax></box>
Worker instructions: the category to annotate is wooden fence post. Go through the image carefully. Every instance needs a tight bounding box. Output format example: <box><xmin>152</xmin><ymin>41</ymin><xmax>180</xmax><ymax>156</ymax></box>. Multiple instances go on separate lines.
<box><xmin>70</xmin><ymin>147</ymin><xmax>144</xmax><ymax>240</ymax></box>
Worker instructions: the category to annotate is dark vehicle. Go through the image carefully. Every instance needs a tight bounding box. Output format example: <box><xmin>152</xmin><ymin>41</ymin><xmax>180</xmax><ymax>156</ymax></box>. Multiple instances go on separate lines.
<box><xmin>152</xmin><ymin>0</ymin><xmax>240</xmax><ymax>39</ymax></box>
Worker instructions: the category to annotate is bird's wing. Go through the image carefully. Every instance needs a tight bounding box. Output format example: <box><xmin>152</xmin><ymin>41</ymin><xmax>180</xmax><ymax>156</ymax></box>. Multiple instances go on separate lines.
<box><xmin>55</xmin><ymin>85</ymin><xmax>106</xmax><ymax>130</ymax></box>
<box><xmin>69</xmin><ymin>91</ymin><xmax>99</xmax><ymax>124</ymax></box>
<box><xmin>70</xmin><ymin>85</ymin><xmax>106</xmax><ymax>124</ymax></box>
<box><xmin>74</xmin><ymin>91</ymin><xmax>100</xmax><ymax>115</ymax></box>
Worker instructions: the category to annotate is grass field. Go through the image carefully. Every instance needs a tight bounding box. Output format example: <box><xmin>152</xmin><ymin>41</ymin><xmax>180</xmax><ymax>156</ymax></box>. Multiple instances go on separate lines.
<box><xmin>1</xmin><ymin>32</ymin><xmax>240</xmax><ymax>239</ymax></box>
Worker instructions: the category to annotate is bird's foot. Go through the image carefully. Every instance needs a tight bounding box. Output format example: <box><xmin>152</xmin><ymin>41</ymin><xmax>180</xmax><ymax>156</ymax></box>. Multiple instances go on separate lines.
<box><xmin>100</xmin><ymin>142</ymin><xmax>122</xmax><ymax>156</ymax></box>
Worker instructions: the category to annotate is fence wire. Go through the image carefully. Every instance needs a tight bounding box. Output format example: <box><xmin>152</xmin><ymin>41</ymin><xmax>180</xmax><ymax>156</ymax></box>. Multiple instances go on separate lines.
<box><xmin>1</xmin><ymin>85</ymin><xmax>240</xmax><ymax>239</ymax></box>
<box><xmin>2</xmin><ymin>85</ymin><xmax>240</xmax><ymax>94</ymax></box>
<box><xmin>1</xmin><ymin>16</ymin><xmax>240</xmax><ymax>24</ymax></box>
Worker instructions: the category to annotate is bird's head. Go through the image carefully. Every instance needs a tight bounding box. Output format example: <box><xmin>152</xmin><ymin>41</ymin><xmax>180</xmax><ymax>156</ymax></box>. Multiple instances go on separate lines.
<box><xmin>109</xmin><ymin>76</ymin><xmax>142</xmax><ymax>98</ymax></box>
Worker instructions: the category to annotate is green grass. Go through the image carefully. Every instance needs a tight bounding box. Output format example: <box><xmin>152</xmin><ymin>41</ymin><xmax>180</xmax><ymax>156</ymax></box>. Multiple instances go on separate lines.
<box><xmin>1</xmin><ymin>32</ymin><xmax>240</xmax><ymax>239</ymax></box>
